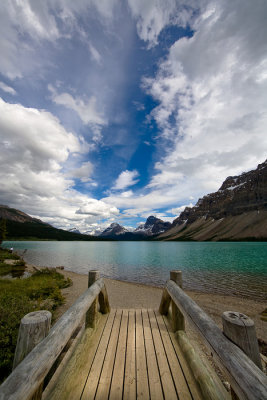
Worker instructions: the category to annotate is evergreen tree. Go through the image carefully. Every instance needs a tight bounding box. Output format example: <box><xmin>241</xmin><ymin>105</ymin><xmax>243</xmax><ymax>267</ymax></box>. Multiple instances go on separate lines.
<box><xmin>0</xmin><ymin>219</ymin><xmax>7</xmax><ymax>245</ymax></box>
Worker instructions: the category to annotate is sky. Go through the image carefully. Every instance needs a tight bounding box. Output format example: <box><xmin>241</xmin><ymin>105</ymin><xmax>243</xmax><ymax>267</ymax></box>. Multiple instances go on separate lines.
<box><xmin>0</xmin><ymin>0</ymin><xmax>267</xmax><ymax>234</ymax></box>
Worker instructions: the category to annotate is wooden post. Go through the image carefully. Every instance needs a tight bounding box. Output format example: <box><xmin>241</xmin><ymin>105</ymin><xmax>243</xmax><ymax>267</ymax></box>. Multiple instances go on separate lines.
<box><xmin>99</xmin><ymin>285</ymin><xmax>110</xmax><ymax>314</ymax></box>
<box><xmin>13</xmin><ymin>310</ymin><xmax>51</xmax><ymax>400</ymax></box>
<box><xmin>222</xmin><ymin>311</ymin><xmax>262</xmax><ymax>370</ymax></box>
<box><xmin>86</xmin><ymin>270</ymin><xmax>99</xmax><ymax>328</ymax></box>
<box><xmin>170</xmin><ymin>270</ymin><xmax>185</xmax><ymax>332</ymax></box>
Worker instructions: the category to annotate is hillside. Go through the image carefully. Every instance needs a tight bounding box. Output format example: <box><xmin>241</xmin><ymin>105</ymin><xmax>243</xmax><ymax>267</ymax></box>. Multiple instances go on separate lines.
<box><xmin>0</xmin><ymin>205</ymin><xmax>102</xmax><ymax>241</ymax></box>
<box><xmin>158</xmin><ymin>160</ymin><xmax>267</xmax><ymax>241</ymax></box>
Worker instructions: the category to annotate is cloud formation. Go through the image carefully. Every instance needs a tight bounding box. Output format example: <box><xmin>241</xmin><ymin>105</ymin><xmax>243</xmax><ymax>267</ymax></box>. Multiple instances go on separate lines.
<box><xmin>113</xmin><ymin>170</ymin><xmax>140</xmax><ymax>190</ymax></box>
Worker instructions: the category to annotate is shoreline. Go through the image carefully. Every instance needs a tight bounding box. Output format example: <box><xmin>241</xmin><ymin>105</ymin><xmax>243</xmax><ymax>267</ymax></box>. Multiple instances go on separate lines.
<box><xmin>38</xmin><ymin>266</ymin><xmax>266</xmax><ymax>343</ymax></box>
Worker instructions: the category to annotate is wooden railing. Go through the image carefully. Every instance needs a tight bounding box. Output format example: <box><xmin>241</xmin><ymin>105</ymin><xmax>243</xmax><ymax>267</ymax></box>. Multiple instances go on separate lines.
<box><xmin>0</xmin><ymin>271</ymin><xmax>110</xmax><ymax>400</ymax></box>
<box><xmin>159</xmin><ymin>271</ymin><xmax>267</xmax><ymax>400</ymax></box>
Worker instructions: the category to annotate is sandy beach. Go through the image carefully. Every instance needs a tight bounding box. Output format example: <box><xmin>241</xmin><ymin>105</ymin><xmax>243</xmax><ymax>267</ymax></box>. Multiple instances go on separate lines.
<box><xmin>50</xmin><ymin>268</ymin><xmax>267</xmax><ymax>344</ymax></box>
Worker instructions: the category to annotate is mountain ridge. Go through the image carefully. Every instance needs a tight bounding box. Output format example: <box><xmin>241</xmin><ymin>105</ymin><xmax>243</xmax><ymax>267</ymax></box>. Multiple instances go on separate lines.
<box><xmin>158</xmin><ymin>159</ymin><xmax>267</xmax><ymax>241</ymax></box>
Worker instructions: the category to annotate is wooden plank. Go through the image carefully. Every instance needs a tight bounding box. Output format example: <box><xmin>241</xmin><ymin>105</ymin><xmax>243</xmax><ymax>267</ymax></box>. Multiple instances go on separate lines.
<box><xmin>81</xmin><ymin>309</ymin><xmax>117</xmax><ymax>399</ymax></box>
<box><xmin>0</xmin><ymin>279</ymin><xmax>105</xmax><ymax>400</ymax></box>
<box><xmin>44</xmin><ymin>314</ymin><xmax>108</xmax><ymax>400</ymax></box>
<box><xmin>123</xmin><ymin>310</ymin><xmax>136</xmax><ymax>400</ymax></box>
<box><xmin>148</xmin><ymin>310</ymin><xmax>178</xmax><ymax>400</ymax></box>
<box><xmin>176</xmin><ymin>331</ymin><xmax>230</xmax><ymax>400</ymax></box>
<box><xmin>136</xmin><ymin>309</ymin><xmax>150</xmax><ymax>399</ymax></box>
<box><xmin>94</xmin><ymin>309</ymin><xmax>123</xmax><ymax>400</ymax></box>
<box><xmin>142</xmin><ymin>309</ymin><xmax>163</xmax><ymax>400</ymax></box>
<box><xmin>154</xmin><ymin>311</ymin><xmax>193</xmax><ymax>400</ymax></box>
<box><xmin>166</xmin><ymin>280</ymin><xmax>267</xmax><ymax>400</ymax></box>
<box><xmin>162</xmin><ymin>315</ymin><xmax>203</xmax><ymax>400</ymax></box>
<box><xmin>109</xmin><ymin>310</ymin><xmax>128</xmax><ymax>400</ymax></box>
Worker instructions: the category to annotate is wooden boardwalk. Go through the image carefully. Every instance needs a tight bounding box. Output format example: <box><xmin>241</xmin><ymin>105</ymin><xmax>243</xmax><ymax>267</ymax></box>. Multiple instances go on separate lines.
<box><xmin>46</xmin><ymin>309</ymin><xmax>203</xmax><ymax>400</ymax></box>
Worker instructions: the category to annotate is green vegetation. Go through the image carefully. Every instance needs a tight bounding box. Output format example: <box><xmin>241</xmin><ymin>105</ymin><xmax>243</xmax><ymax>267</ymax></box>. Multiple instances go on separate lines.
<box><xmin>0</xmin><ymin>220</ymin><xmax>7</xmax><ymax>245</ymax></box>
<box><xmin>0</xmin><ymin>248</ymin><xmax>72</xmax><ymax>383</ymax></box>
<box><xmin>2</xmin><ymin>218</ymin><xmax>105</xmax><ymax>241</ymax></box>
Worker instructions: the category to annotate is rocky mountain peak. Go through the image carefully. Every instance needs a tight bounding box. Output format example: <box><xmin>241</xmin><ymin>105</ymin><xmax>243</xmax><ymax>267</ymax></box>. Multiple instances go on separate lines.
<box><xmin>100</xmin><ymin>223</ymin><xmax>128</xmax><ymax>237</ymax></box>
<box><xmin>173</xmin><ymin>159</ymin><xmax>267</xmax><ymax>226</ymax></box>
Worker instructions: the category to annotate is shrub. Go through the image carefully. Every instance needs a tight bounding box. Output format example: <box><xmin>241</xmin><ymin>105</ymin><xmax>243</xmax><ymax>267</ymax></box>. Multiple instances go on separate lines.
<box><xmin>0</xmin><ymin>268</ymin><xmax>72</xmax><ymax>382</ymax></box>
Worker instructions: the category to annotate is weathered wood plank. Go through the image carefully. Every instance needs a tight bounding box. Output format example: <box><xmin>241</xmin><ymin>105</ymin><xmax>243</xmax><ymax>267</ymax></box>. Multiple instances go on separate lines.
<box><xmin>166</xmin><ymin>280</ymin><xmax>267</xmax><ymax>400</ymax></box>
<box><xmin>81</xmin><ymin>309</ymin><xmax>117</xmax><ymax>399</ymax></box>
<box><xmin>109</xmin><ymin>310</ymin><xmax>128</xmax><ymax>400</ymax></box>
<box><xmin>148</xmin><ymin>309</ymin><xmax>178</xmax><ymax>400</ymax></box>
<box><xmin>44</xmin><ymin>314</ymin><xmax>108</xmax><ymax>400</ymax></box>
<box><xmin>136</xmin><ymin>309</ymin><xmax>150</xmax><ymax>399</ymax></box>
<box><xmin>94</xmin><ymin>309</ymin><xmax>123</xmax><ymax>400</ymax></box>
<box><xmin>162</xmin><ymin>314</ymin><xmax>203</xmax><ymax>400</ymax></box>
<box><xmin>154</xmin><ymin>311</ymin><xmax>193</xmax><ymax>400</ymax></box>
<box><xmin>176</xmin><ymin>330</ymin><xmax>230</xmax><ymax>400</ymax></box>
<box><xmin>123</xmin><ymin>310</ymin><xmax>136</xmax><ymax>400</ymax></box>
<box><xmin>0</xmin><ymin>279</ymin><xmax>105</xmax><ymax>400</ymax></box>
<box><xmin>142</xmin><ymin>309</ymin><xmax>163</xmax><ymax>400</ymax></box>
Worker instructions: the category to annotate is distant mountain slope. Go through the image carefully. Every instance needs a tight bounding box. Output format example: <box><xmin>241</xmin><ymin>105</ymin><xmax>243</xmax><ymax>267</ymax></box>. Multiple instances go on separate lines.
<box><xmin>100</xmin><ymin>223</ymin><xmax>129</xmax><ymax>238</ymax></box>
<box><xmin>159</xmin><ymin>160</ymin><xmax>267</xmax><ymax>241</ymax></box>
<box><xmin>134</xmin><ymin>216</ymin><xmax>171</xmax><ymax>236</ymax></box>
<box><xmin>0</xmin><ymin>205</ymin><xmax>102</xmax><ymax>241</ymax></box>
<box><xmin>99</xmin><ymin>216</ymin><xmax>171</xmax><ymax>240</ymax></box>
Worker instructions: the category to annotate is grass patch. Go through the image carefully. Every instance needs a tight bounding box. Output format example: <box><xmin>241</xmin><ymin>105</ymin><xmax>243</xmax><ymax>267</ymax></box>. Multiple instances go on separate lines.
<box><xmin>0</xmin><ymin>263</ymin><xmax>72</xmax><ymax>383</ymax></box>
<box><xmin>0</xmin><ymin>249</ymin><xmax>19</xmax><ymax>261</ymax></box>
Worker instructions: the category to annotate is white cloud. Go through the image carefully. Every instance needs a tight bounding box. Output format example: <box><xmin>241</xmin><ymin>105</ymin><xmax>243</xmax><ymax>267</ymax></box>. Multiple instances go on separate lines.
<box><xmin>141</xmin><ymin>0</ymin><xmax>267</xmax><ymax>201</ymax></box>
<box><xmin>49</xmin><ymin>85</ymin><xmax>106</xmax><ymax>132</ymax></box>
<box><xmin>76</xmin><ymin>199</ymin><xmax>119</xmax><ymax>218</ymax></box>
<box><xmin>112</xmin><ymin>170</ymin><xmax>139</xmax><ymax>190</ymax></box>
<box><xmin>88</xmin><ymin>42</ymin><xmax>102</xmax><ymax>64</ymax></box>
<box><xmin>127</xmin><ymin>0</ymin><xmax>202</xmax><ymax>47</ymax></box>
<box><xmin>69</xmin><ymin>161</ymin><xmax>94</xmax><ymax>182</ymax></box>
<box><xmin>0</xmin><ymin>97</ymin><xmax>118</xmax><ymax>231</ymax></box>
<box><xmin>0</xmin><ymin>0</ymin><xmax>119</xmax><ymax>79</ymax></box>
<box><xmin>0</xmin><ymin>81</ymin><xmax>16</xmax><ymax>95</ymax></box>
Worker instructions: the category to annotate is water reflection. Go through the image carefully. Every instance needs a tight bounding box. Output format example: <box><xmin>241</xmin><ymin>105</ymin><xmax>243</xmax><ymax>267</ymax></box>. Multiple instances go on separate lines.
<box><xmin>3</xmin><ymin>241</ymin><xmax>267</xmax><ymax>300</ymax></box>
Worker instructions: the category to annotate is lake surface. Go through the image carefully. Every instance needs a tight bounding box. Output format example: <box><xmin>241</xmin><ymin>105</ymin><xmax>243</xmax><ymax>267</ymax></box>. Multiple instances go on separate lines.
<box><xmin>3</xmin><ymin>241</ymin><xmax>267</xmax><ymax>300</ymax></box>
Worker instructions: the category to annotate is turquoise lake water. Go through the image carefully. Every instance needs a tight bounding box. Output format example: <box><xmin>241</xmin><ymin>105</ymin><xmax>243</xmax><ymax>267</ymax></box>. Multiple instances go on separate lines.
<box><xmin>3</xmin><ymin>241</ymin><xmax>267</xmax><ymax>300</ymax></box>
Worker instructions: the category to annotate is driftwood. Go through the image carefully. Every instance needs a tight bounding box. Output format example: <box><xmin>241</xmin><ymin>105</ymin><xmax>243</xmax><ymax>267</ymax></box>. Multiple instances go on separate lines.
<box><xmin>165</xmin><ymin>279</ymin><xmax>267</xmax><ymax>400</ymax></box>
<box><xmin>0</xmin><ymin>278</ymin><xmax>109</xmax><ymax>400</ymax></box>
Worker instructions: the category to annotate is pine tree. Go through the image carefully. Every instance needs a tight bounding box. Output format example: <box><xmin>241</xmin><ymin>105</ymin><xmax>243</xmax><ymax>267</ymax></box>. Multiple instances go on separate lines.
<box><xmin>0</xmin><ymin>219</ymin><xmax>7</xmax><ymax>245</ymax></box>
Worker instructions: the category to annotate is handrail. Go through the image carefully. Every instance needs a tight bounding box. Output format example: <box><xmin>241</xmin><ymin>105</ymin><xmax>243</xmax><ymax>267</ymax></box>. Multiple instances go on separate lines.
<box><xmin>0</xmin><ymin>278</ymin><xmax>108</xmax><ymax>400</ymax></box>
<box><xmin>164</xmin><ymin>279</ymin><xmax>267</xmax><ymax>400</ymax></box>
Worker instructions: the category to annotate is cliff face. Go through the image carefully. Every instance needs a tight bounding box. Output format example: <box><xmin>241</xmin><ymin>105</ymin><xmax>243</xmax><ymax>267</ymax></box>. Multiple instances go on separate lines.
<box><xmin>160</xmin><ymin>160</ymin><xmax>267</xmax><ymax>241</ymax></box>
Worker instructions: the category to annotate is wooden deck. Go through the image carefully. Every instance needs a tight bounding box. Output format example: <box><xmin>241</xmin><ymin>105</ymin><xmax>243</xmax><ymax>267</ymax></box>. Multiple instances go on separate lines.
<box><xmin>46</xmin><ymin>309</ymin><xmax>203</xmax><ymax>400</ymax></box>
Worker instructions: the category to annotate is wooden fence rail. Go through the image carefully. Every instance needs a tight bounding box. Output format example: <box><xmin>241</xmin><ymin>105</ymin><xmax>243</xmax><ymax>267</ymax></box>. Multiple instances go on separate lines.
<box><xmin>0</xmin><ymin>276</ymin><xmax>110</xmax><ymax>400</ymax></box>
<box><xmin>160</xmin><ymin>274</ymin><xmax>267</xmax><ymax>400</ymax></box>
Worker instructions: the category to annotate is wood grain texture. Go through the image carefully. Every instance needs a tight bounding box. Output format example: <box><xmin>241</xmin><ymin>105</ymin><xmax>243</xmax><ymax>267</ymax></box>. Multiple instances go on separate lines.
<box><xmin>166</xmin><ymin>280</ymin><xmax>267</xmax><ymax>400</ymax></box>
<box><xmin>148</xmin><ymin>309</ymin><xmax>178</xmax><ymax>400</ymax></box>
<box><xmin>0</xmin><ymin>279</ymin><xmax>105</xmax><ymax>400</ymax></box>
<box><xmin>176</xmin><ymin>330</ymin><xmax>230</xmax><ymax>400</ymax></box>
<box><xmin>136</xmin><ymin>309</ymin><xmax>150</xmax><ymax>399</ymax></box>
<box><xmin>142</xmin><ymin>309</ymin><xmax>163</xmax><ymax>400</ymax></box>
<box><xmin>123</xmin><ymin>310</ymin><xmax>136</xmax><ymax>400</ymax></box>
<box><xmin>155</xmin><ymin>311</ymin><xmax>193</xmax><ymax>400</ymax></box>
<box><xmin>222</xmin><ymin>311</ymin><xmax>262</xmax><ymax>370</ymax></box>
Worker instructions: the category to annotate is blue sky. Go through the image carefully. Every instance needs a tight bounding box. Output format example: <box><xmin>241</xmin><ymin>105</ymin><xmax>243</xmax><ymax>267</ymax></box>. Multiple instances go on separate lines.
<box><xmin>0</xmin><ymin>0</ymin><xmax>267</xmax><ymax>234</ymax></box>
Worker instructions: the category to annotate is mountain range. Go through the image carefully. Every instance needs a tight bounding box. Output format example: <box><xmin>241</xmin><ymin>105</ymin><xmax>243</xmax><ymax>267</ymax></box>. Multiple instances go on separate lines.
<box><xmin>99</xmin><ymin>216</ymin><xmax>171</xmax><ymax>240</ymax></box>
<box><xmin>158</xmin><ymin>159</ymin><xmax>267</xmax><ymax>241</ymax></box>
<box><xmin>0</xmin><ymin>159</ymin><xmax>266</xmax><ymax>241</ymax></box>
